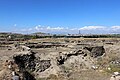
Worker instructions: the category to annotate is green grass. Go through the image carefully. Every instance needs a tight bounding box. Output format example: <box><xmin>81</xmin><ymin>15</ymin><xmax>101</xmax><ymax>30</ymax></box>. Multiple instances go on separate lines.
<box><xmin>105</xmin><ymin>64</ymin><xmax>120</xmax><ymax>73</ymax></box>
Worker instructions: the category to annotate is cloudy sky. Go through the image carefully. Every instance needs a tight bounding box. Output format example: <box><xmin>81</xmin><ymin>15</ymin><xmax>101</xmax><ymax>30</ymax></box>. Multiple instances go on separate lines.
<box><xmin>0</xmin><ymin>0</ymin><xmax>120</xmax><ymax>34</ymax></box>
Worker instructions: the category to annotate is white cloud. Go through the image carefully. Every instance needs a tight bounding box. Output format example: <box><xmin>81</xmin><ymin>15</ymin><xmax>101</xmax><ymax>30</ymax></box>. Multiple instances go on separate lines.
<box><xmin>28</xmin><ymin>28</ymin><xmax>32</xmax><ymax>31</ymax></box>
<box><xmin>35</xmin><ymin>25</ymin><xmax>44</xmax><ymax>31</ymax></box>
<box><xmin>70</xmin><ymin>28</ymin><xmax>78</xmax><ymax>30</ymax></box>
<box><xmin>110</xmin><ymin>26</ymin><xmax>120</xmax><ymax>33</ymax></box>
<box><xmin>111</xmin><ymin>26</ymin><xmax>120</xmax><ymax>30</ymax></box>
<box><xmin>80</xmin><ymin>26</ymin><xmax>106</xmax><ymax>30</ymax></box>
<box><xmin>13</xmin><ymin>25</ymin><xmax>120</xmax><ymax>34</ymax></box>
<box><xmin>35</xmin><ymin>26</ymin><xmax>40</xmax><ymax>30</ymax></box>
<box><xmin>20</xmin><ymin>28</ymin><xmax>33</xmax><ymax>32</ymax></box>
<box><xmin>46</xmin><ymin>26</ymin><xmax>64</xmax><ymax>30</ymax></box>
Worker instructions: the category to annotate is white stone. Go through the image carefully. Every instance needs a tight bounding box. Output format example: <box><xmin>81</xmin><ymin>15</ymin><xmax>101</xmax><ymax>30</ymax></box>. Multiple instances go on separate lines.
<box><xmin>114</xmin><ymin>72</ymin><xmax>119</xmax><ymax>75</ymax></box>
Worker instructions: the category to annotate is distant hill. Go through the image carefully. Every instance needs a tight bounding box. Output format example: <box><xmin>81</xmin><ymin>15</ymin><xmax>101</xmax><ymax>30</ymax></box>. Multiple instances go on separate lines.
<box><xmin>0</xmin><ymin>32</ymin><xmax>23</xmax><ymax>37</ymax></box>
<box><xmin>32</xmin><ymin>32</ymin><xmax>46</xmax><ymax>35</ymax></box>
<box><xmin>31</xmin><ymin>32</ymin><xmax>52</xmax><ymax>36</ymax></box>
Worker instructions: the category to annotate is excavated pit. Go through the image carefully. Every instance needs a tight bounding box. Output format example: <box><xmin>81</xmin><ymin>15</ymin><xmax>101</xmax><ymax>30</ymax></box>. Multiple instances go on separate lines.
<box><xmin>56</xmin><ymin>46</ymin><xmax>105</xmax><ymax>65</ymax></box>
<box><xmin>84</xmin><ymin>46</ymin><xmax>105</xmax><ymax>58</ymax></box>
<box><xmin>13</xmin><ymin>52</ymin><xmax>36</xmax><ymax>72</ymax></box>
<box><xmin>56</xmin><ymin>50</ymin><xmax>84</xmax><ymax>65</ymax></box>
<box><xmin>13</xmin><ymin>52</ymin><xmax>51</xmax><ymax>73</ymax></box>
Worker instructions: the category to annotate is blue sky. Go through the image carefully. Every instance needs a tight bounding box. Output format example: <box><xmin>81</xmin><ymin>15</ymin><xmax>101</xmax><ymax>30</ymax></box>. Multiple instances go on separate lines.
<box><xmin>0</xmin><ymin>0</ymin><xmax>120</xmax><ymax>34</ymax></box>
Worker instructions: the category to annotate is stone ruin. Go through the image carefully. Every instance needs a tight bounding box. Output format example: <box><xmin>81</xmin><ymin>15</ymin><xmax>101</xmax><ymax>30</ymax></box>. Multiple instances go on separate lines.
<box><xmin>56</xmin><ymin>46</ymin><xmax>105</xmax><ymax>65</ymax></box>
<box><xmin>0</xmin><ymin>43</ymin><xmax>106</xmax><ymax>79</ymax></box>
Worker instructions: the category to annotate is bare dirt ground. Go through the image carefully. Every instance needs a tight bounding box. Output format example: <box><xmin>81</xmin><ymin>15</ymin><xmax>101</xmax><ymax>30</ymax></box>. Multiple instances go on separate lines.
<box><xmin>0</xmin><ymin>38</ymin><xmax>120</xmax><ymax>80</ymax></box>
